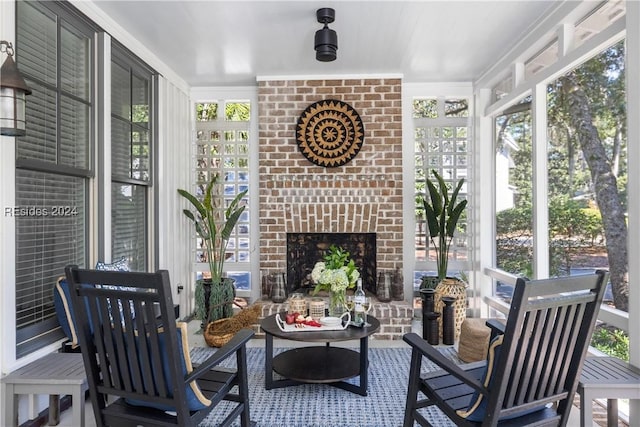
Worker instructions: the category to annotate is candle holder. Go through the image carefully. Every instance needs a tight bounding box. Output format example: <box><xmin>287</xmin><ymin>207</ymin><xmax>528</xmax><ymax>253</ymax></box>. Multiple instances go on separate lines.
<box><xmin>441</xmin><ymin>296</ymin><xmax>456</xmax><ymax>345</ymax></box>
<box><xmin>419</xmin><ymin>288</ymin><xmax>436</xmax><ymax>340</ymax></box>
<box><xmin>425</xmin><ymin>312</ymin><xmax>441</xmax><ymax>345</ymax></box>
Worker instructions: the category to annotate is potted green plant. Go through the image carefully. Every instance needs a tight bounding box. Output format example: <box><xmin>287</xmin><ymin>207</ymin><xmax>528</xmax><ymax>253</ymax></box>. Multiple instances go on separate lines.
<box><xmin>420</xmin><ymin>169</ymin><xmax>468</xmax><ymax>338</ymax></box>
<box><xmin>421</xmin><ymin>170</ymin><xmax>467</xmax><ymax>283</ymax></box>
<box><xmin>178</xmin><ymin>173</ymin><xmax>247</xmax><ymax>327</ymax></box>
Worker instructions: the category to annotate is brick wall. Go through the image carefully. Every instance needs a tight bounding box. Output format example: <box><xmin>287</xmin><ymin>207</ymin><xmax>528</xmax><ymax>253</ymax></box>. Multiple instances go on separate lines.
<box><xmin>258</xmin><ymin>77</ymin><xmax>403</xmax><ymax>278</ymax></box>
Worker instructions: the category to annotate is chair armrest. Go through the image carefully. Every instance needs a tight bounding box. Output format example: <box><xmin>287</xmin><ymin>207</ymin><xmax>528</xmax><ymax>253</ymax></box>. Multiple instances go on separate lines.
<box><xmin>486</xmin><ymin>319</ymin><xmax>505</xmax><ymax>341</ymax></box>
<box><xmin>188</xmin><ymin>328</ymin><xmax>254</xmax><ymax>381</ymax></box>
<box><xmin>403</xmin><ymin>332</ymin><xmax>488</xmax><ymax>395</ymax></box>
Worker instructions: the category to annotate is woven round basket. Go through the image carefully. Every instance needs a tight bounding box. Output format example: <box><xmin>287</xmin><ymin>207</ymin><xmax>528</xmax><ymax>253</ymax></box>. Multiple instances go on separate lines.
<box><xmin>204</xmin><ymin>318</ymin><xmax>234</xmax><ymax>347</ymax></box>
<box><xmin>203</xmin><ymin>303</ymin><xmax>262</xmax><ymax>348</ymax></box>
<box><xmin>434</xmin><ymin>278</ymin><xmax>467</xmax><ymax>340</ymax></box>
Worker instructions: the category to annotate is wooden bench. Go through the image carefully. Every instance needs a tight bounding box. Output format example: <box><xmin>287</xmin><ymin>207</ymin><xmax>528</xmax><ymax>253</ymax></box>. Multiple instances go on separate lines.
<box><xmin>578</xmin><ymin>356</ymin><xmax>640</xmax><ymax>427</ymax></box>
<box><xmin>1</xmin><ymin>353</ymin><xmax>88</xmax><ymax>427</ymax></box>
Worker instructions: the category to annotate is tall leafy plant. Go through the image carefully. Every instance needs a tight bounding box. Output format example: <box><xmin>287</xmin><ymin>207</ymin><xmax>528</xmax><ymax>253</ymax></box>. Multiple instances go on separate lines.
<box><xmin>178</xmin><ymin>174</ymin><xmax>247</xmax><ymax>322</ymax></box>
<box><xmin>421</xmin><ymin>170</ymin><xmax>467</xmax><ymax>282</ymax></box>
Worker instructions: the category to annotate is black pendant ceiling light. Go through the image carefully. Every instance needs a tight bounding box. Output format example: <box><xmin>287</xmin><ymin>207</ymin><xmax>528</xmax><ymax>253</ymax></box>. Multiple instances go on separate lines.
<box><xmin>314</xmin><ymin>8</ymin><xmax>337</xmax><ymax>62</ymax></box>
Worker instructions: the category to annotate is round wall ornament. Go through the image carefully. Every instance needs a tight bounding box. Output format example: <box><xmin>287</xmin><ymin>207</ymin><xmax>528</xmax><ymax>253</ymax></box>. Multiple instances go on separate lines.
<box><xmin>296</xmin><ymin>99</ymin><xmax>365</xmax><ymax>167</ymax></box>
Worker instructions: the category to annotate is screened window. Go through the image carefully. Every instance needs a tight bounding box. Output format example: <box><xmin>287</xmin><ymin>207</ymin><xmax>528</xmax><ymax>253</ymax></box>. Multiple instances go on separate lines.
<box><xmin>14</xmin><ymin>1</ymin><xmax>95</xmax><ymax>357</ymax></box>
<box><xmin>111</xmin><ymin>42</ymin><xmax>155</xmax><ymax>271</ymax></box>
<box><xmin>495</xmin><ymin>99</ymin><xmax>533</xmax><ymax>285</ymax></box>
<box><xmin>493</xmin><ymin>41</ymin><xmax>628</xmax><ymax>314</ymax></box>
<box><xmin>491</xmin><ymin>39</ymin><xmax>629</xmax><ymax>360</ymax></box>
<box><xmin>194</xmin><ymin>101</ymin><xmax>251</xmax><ymax>291</ymax></box>
<box><xmin>546</xmin><ymin>41</ymin><xmax>625</xmax><ymax>291</ymax></box>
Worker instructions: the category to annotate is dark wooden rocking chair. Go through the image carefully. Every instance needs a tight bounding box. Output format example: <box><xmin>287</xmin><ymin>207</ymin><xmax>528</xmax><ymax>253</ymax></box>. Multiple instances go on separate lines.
<box><xmin>65</xmin><ymin>265</ymin><xmax>254</xmax><ymax>427</ymax></box>
<box><xmin>403</xmin><ymin>270</ymin><xmax>608</xmax><ymax>427</ymax></box>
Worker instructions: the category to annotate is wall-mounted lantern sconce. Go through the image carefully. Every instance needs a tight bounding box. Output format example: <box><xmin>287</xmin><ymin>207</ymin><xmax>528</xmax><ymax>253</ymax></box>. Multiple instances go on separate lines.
<box><xmin>1</xmin><ymin>40</ymin><xmax>32</xmax><ymax>137</ymax></box>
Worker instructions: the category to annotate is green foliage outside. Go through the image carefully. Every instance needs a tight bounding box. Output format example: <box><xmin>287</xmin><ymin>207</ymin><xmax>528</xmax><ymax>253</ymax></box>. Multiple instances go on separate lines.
<box><xmin>196</xmin><ymin>102</ymin><xmax>250</xmax><ymax>121</ymax></box>
<box><xmin>591</xmin><ymin>326</ymin><xmax>629</xmax><ymax>361</ymax></box>
<box><xmin>496</xmin><ymin>40</ymin><xmax>626</xmax><ymax>281</ymax></box>
<box><xmin>496</xmin><ymin>201</ymin><xmax>604</xmax><ymax>278</ymax></box>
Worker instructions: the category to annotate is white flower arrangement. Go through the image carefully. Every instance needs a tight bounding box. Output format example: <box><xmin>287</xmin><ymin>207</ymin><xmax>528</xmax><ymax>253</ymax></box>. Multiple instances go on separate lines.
<box><xmin>311</xmin><ymin>246</ymin><xmax>360</xmax><ymax>294</ymax></box>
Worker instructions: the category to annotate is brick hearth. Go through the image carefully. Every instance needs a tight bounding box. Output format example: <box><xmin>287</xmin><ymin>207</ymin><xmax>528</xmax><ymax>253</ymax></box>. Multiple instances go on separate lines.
<box><xmin>251</xmin><ymin>298</ymin><xmax>414</xmax><ymax>340</ymax></box>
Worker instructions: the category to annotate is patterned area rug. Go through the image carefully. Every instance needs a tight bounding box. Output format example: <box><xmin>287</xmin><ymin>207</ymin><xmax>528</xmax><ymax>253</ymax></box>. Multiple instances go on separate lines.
<box><xmin>191</xmin><ymin>346</ymin><xmax>460</xmax><ymax>427</ymax></box>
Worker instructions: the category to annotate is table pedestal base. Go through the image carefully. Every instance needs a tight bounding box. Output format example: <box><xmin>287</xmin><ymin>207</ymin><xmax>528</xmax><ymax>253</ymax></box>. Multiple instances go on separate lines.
<box><xmin>265</xmin><ymin>337</ymin><xmax>370</xmax><ymax>396</ymax></box>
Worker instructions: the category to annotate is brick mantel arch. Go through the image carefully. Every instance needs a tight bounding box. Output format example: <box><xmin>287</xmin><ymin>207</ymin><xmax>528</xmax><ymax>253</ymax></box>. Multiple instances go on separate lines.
<box><xmin>284</xmin><ymin>203</ymin><xmax>379</xmax><ymax>233</ymax></box>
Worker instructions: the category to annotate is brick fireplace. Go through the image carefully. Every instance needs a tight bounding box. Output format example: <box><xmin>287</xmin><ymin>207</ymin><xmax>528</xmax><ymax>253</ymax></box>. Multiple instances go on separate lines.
<box><xmin>258</xmin><ymin>77</ymin><xmax>403</xmax><ymax>284</ymax></box>
<box><xmin>254</xmin><ymin>76</ymin><xmax>411</xmax><ymax>339</ymax></box>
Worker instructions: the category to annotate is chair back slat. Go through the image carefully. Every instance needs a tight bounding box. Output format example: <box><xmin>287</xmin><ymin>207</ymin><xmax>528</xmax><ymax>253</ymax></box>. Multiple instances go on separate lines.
<box><xmin>145</xmin><ymin>310</ymin><xmax>170</xmax><ymax>398</ymax></box>
<box><xmin>513</xmin><ymin>309</ymin><xmax>545</xmax><ymax>406</ymax></box>
<box><xmin>123</xmin><ymin>299</ymin><xmax>144</xmax><ymax>392</ymax></box>
<box><xmin>545</xmin><ymin>304</ymin><xmax>578</xmax><ymax>397</ymax></box>
<box><xmin>89</xmin><ymin>295</ymin><xmax>116</xmax><ymax>389</ymax></box>
<box><xmin>551</xmin><ymin>302</ymin><xmax>588</xmax><ymax>396</ymax></box>
<box><xmin>485</xmin><ymin>270</ymin><xmax>608</xmax><ymax>424</ymax></box>
<box><xmin>524</xmin><ymin>307</ymin><xmax>556</xmax><ymax>403</ymax></box>
<box><xmin>108</xmin><ymin>296</ymin><xmax>130</xmax><ymax>392</ymax></box>
<box><xmin>536</xmin><ymin>305</ymin><xmax>567</xmax><ymax>399</ymax></box>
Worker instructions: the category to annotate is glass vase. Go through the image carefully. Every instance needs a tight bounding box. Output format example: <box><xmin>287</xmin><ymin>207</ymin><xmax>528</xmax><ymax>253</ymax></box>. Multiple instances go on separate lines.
<box><xmin>329</xmin><ymin>289</ymin><xmax>347</xmax><ymax>317</ymax></box>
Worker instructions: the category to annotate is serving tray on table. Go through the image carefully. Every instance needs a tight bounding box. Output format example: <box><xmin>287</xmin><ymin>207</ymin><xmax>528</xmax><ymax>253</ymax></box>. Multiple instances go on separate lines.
<box><xmin>275</xmin><ymin>313</ymin><xmax>351</xmax><ymax>332</ymax></box>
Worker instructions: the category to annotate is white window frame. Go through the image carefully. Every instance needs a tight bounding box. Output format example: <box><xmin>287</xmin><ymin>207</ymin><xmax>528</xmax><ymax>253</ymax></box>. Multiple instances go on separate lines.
<box><xmin>401</xmin><ymin>83</ymin><xmax>474</xmax><ymax>308</ymax></box>
<box><xmin>189</xmin><ymin>87</ymin><xmax>259</xmax><ymax>301</ymax></box>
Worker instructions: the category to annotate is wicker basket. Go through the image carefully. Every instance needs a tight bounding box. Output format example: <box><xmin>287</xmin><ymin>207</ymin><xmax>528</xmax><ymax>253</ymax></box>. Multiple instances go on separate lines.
<box><xmin>203</xmin><ymin>303</ymin><xmax>261</xmax><ymax>348</ymax></box>
<box><xmin>204</xmin><ymin>318</ymin><xmax>234</xmax><ymax>347</ymax></box>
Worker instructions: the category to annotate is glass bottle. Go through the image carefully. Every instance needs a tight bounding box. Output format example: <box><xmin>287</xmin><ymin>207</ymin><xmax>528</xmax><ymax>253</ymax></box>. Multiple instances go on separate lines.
<box><xmin>353</xmin><ymin>278</ymin><xmax>366</xmax><ymax>325</ymax></box>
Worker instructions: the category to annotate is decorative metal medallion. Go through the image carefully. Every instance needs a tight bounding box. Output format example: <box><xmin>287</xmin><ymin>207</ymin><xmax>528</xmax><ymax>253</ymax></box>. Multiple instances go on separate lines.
<box><xmin>296</xmin><ymin>99</ymin><xmax>365</xmax><ymax>167</ymax></box>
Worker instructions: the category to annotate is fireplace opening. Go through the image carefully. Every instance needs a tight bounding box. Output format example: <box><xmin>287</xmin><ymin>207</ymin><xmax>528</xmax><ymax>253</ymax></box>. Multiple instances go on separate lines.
<box><xmin>286</xmin><ymin>233</ymin><xmax>376</xmax><ymax>295</ymax></box>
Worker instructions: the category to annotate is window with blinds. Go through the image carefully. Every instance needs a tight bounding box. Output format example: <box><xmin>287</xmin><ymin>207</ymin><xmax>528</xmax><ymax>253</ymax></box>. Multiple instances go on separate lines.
<box><xmin>15</xmin><ymin>1</ymin><xmax>96</xmax><ymax>357</ymax></box>
<box><xmin>111</xmin><ymin>42</ymin><xmax>155</xmax><ymax>272</ymax></box>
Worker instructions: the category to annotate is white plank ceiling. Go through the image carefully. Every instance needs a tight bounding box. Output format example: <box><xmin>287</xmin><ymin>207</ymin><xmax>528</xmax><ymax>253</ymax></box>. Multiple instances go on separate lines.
<box><xmin>90</xmin><ymin>0</ymin><xmax>558</xmax><ymax>86</ymax></box>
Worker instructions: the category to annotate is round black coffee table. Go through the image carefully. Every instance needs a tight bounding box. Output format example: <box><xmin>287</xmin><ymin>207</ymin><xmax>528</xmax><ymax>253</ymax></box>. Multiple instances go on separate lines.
<box><xmin>260</xmin><ymin>312</ymin><xmax>380</xmax><ymax>396</ymax></box>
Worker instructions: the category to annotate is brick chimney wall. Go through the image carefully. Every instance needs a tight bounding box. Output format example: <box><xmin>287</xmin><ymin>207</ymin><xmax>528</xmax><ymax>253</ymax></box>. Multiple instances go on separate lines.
<box><xmin>258</xmin><ymin>77</ymin><xmax>403</xmax><ymax>282</ymax></box>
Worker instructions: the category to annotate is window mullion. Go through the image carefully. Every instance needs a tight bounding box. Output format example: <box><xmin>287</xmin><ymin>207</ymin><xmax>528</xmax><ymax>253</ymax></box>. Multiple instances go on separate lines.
<box><xmin>531</xmin><ymin>83</ymin><xmax>549</xmax><ymax>279</ymax></box>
